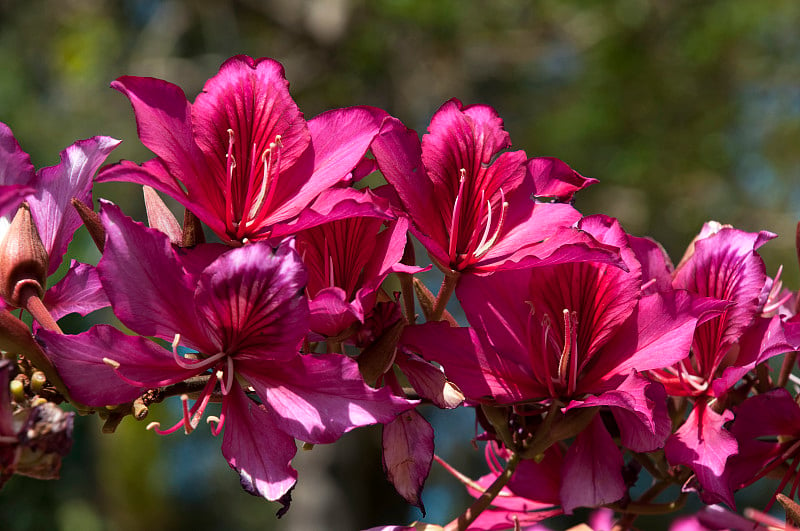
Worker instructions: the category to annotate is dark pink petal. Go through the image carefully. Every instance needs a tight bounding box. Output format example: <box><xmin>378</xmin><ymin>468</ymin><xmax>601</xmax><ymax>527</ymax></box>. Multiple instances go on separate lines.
<box><xmin>194</xmin><ymin>240</ymin><xmax>308</xmax><ymax>362</ymax></box>
<box><xmin>241</xmin><ymin>352</ymin><xmax>415</xmax><ymax>444</ymax></box>
<box><xmin>586</xmin><ymin>291</ymin><xmax>727</xmax><ymax>387</ymax></box>
<box><xmin>37</xmin><ymin>325</ymin><xmax>193</xmax><ymax>406</ymax></box>
<box><xmin>560</xmin><ymin>414</ymin><xmax>626</xmax><ymax>513</ymax></box>
<box><xmin>221</xmin><ymin>381</ymin><xmax>298</xmax><ymax>501</ymax></box>
<box><xmin>97</xmin><ymin>202</ymin><xmax>213</xmax><ymax>352</ymax></box>
<box><xmin>381</xmin><ymin>409</ymin><xmax>433</xmax><ymax>512</ymax></box>
<box><xmin>0</xmin><ymin>122</ymin><xmax>36</xmax><ymax>187</ymax></box>
<box><xmin>401</xmin><ymin>322</ymin><xmax>543</xmax><ymax>403</ymax></box>
<box><xmin>665</xmin><ymin>400</ymin><xmax>737</xmax><ymax>507</ymax></box>
<box><xmin>371</xmin><ymin>117</ymin><xmax>448</xmax><ymax>264</ymax></box>
<box><xmin>307</xmin><ymin>288</ymin><xmax>359</xmax><ymax>339</ymax></box>
<box><xmin>43</xmin><ymin>261</ymin><xmax>109</xmax><ymax>321</ymax></box>
<box><xmin>567</xmin><ymin>372</ymin><xmax>670</xmax><ymax>452</ymax></box>
<box><xmin>270</xmin><ymin>186</ymin><xmax>392</xmax><ymax>240</ymax></box>
<box><xmin>0</xmin><ymin>185</ymin><xmax>34</xmax><ymax>219</ymax></box>
<box><xmin>474</xmin><ymin>204</ymin><xmax>621</xmax><ymax>273</ymax></box>
<box><xmin>421</xmin><ymin>100</ymin><xmax>514</xmax><ymax>192</ymax></box>
<box><xmin>711</xmin><ymin>314</ymin><xmax>791</xmax><ymax>396</ymax></box>
<box><xmin>627</xmin><ymin>234</ymin><xmax>674</xmax><ymax>295</ymax></box>
<box><xmin>28</xmin><ymin>136</ymin><xmax>120</xmax><ymax>274</ymax></box>
<box><xmin>274</xmin><ymin>106</ymin><xmax>388</xmax><ymax>220</ymax></box>
<box><xmin>108</xmin><ymin>75</ymin><xmax>218</xmax><ymax>211</ymax></box>
<box><xmin>527</xmin><ymin>156</ymin><xmax>597</xmax><ymax>201</ymax></box>
<box><xmin>192</xmin><ymin>56</ymin><xmax>309</xmax><ymax>179</ymax></box>
<box><xmin>673</xmin><ymin>227</ymin><xmax>773</xmax><ymax>373</ymax></box>
<box><xmin>730</xmin><ymin>388</ymin><xmax>800</xmax><ymax>440</ymax></box>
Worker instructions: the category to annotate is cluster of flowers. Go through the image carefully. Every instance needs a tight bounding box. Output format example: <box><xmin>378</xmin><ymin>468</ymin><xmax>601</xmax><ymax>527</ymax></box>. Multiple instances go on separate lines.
<box><xmin>2</xmin><ymin>55</ymin><xmax>800</xmax><ymax>531</ymax></box>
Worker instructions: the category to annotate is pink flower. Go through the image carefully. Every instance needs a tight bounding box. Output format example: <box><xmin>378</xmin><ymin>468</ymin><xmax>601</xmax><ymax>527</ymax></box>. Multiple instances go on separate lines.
<box><xmin>402</xmin><ymin>216</ymin><xmax>722</xmax><ymax>512</ymax></box>
<box><xmin>644</xmin><ymin>223</ymin><xmax>797</xmax><ymax>507</ymax></box>
<box><xmin>99</xmin><ymin>55</ymin><xmax>389</xmax><ymax>244</ymax></box>
<box><xmin>0</xmin><ymin>121</ymin><xmax>119</xmax><ymax>319</ymax></box>
<box><xmin>37</xmin><ymin>203</ymin><xmax>415</xmax><ymax>502</ymax></box>
<box><xmin>371</xmin><ymin>99</ymin><xmax>618</xmax><ymax>275</ymax></box>
<box><xmin>294</xmin><ymin>187</ymin><xmax>419</xmax><ymax>340</ymax></box>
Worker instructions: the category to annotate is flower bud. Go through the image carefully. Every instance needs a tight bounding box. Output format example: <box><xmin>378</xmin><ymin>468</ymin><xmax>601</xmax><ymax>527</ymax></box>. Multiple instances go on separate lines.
<box><xmin>0</xmin><ymin>203</ymin><xmax>48</xmax><ymax>308</ymax></box>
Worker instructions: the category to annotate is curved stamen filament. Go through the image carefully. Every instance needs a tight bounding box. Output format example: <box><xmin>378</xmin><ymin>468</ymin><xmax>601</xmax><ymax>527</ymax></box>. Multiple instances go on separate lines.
<box><xmin>244</xmin><ymin>135</ymin><xmax>283</xmax><ymax>233</ymax></box>
<box><xmin>539</xmin><ymin>313</ymin><xmax>558</xmax><ymax>397</ymax></box>
<box><xmin>473</xmin><ymin>188</ymin><xmax>508</xmax><ymax>260</ymax></box>
<box><xmin>171</xmin><ymin>334</ymin><xmax>227</xmax><ymax>371</ymax></box>
<box><xmin>448</xmin><ymin>170</ymin><xmax>468</xmax><ymax>262</ymax></box>
<box><xmin>225</xmin><ymin>129</ymin><xmax>237</xmax><ymax>230</ymax></box>
<box><xmin>146</xmin><ymin>371</ymin><xmax>220</xmax><ymax>436</ymax></box>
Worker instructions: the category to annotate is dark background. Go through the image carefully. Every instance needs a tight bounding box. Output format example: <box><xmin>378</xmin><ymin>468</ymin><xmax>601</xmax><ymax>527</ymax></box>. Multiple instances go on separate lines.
<box><xmin>2</xmin><ymin>0</ymin><xmax>799</xmax><ymax>529</ymax></box>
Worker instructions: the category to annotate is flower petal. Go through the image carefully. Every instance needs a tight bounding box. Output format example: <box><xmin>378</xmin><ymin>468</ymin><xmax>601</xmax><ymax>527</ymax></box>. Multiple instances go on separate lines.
<box><xmin>194</xmin><ymin>240</ymin><xmax>308</xmax><ymax>362</ymax></box>
<box><xmin>665</xmin><ymin>400</ymin><xmax>737</xmax><ymax>507</ymax></box>
<box><xmin>28</xmin><ymin>136</ymin><xmax>120</xmax><ymax>274</ymax></box>
<box><xmin>382</xmin><ymin>409</ymin><xmax>433</xmax><ymax>512</ymax></box>
<box><xmin>97</xmin><ymin>202</ymin><xmax>212</xmax><ymax>351</ymax></box>
<box><xmin>560</xmin><ymin>414</ymin><xmax>626</xmax><ymax>513</ymax></box>
<box><xmin>221</xmin><ymin>381</ymin><xmax>298</xmax><ymax>501</ymax></box>
<box><xmin>37</xmin><ymin>325</ymin><xmax>193</xmax><ymax>406</ymax></box>
<box><xmin>241</xmin><ymin>353</ymin><xmax>415</xmax><ymax>444</ymax></box>
<box><xmin>43</xmin><ymin>261</ymin><xmax>109</xmax><ymax>321</ymax></box>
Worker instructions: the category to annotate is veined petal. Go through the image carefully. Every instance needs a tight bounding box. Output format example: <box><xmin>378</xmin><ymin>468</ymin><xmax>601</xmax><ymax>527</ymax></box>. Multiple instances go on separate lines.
<box><xmin>0</xmin><ymin>185</ymin><xmax>34</xmax><ymax>219</ymax></box>
<box><xmin>108</xmin><ymin>76</ymin><xmax>221</xmax><ymax>216</ymax></box>
<box><xmin>382</xmin><ymin>409</ymin><xmax>433</xmax><ymax>511</ymax></box>
<box><xmin>401</xmin><ymin>322</ymin><xmax>543</xmax><ymax>403</ymax></box>
<box><xmin>673</xmin><ymin>227</ymin><xmax>773</xmax><ymax>375</ymax></box>
<box><xmin>0</xmin><ymin>122</ymin><xmax>35</xmax><ymax>187</ymax></box>
<box><xmin>665</xmin><ymin>400</ymin><xmax>737</xmax><ymax>507</ymax></box>
<box><xmin>567</xmin><ymin>372</ymin><xmax>670</xmax><ymax>452</ymax></box>
<box><xmin>269</xmin><ymin>106</ymin><xmax>388</xmax><ymax>223</ymax></box>
<box><xmin>29</xmin><ymin>136</ymin><xmax>120</xmax><ymax>274</ymax></box>
<box><xmin>421</xmin><ymin>99</ymin><xmax>513</xmax><ymax>191</ymax></box>
<box><xmin>221</xmin><ymin>381</ymin><xmax>298</xmax><ymax>501</ymax></box>
<box><xmin>37</xmin><ymin>325</ymin><xmax>193</xmax><ymax>406</ymax></box>
<box><xmin>43</xmin><ymin>261</ymin><xmax>109</xmax><ymax>321</ymax></box>
<box><xmin>97</xmin><ymin>202</ymin><xmax>212</xmax><ymax>351</ymax></box>
<box><xmin>371</xmin><ymin>117</ymin><xmax>449</xmax><ymax>263</ymax></box>
<box><xmin>527</xmin><ymin>157</ymin><xmax>597</xmax><ymax>201</ymax></box>
<box><xmin>241</xmin><ymin>353</ymin><xmax>415</xmax><ymax>445</ymax></box>
<box><xmin>560</xmin><ymin>415</ymin><xmax>626</xmax><ymax>513</ymax></box>
<box><xmin>194</xmin><ymin>240</ymin><xmax>308</xmax><ymax>361</ymax></box>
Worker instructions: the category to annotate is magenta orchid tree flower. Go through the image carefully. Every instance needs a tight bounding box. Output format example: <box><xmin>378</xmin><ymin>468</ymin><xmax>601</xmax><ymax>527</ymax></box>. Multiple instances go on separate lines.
<box><xmin>638</xmin><ymin>223</ymin><xmax>798</xmax><ymax>507</ymax></box>
<box><xmin>401</xmin><ymin>215</ymin><xmax>724</xmax><ymax>513</ymax></box>
<box><xmin>0</xmin><ymin>121</ymin><xmax>119</xmax><ymax>322</ymax></box>
<box><xmin>36</xmin><ymin>202</ymin><xmax>416</xmax><ymax>504</ymax></box>
<box><xmin>370</xmin><ymin>99</ymin><xmax>619</xmax><ymax>276</ymax></box>
<box><xmin>294</xmin><ymin>187</ymin><xmax>419</xmax><ymax>341</ymax></box>
<box><xmin>99</xmin><ymin>55</ymin><xmax>391</xmax><ymax>245</ymax></box>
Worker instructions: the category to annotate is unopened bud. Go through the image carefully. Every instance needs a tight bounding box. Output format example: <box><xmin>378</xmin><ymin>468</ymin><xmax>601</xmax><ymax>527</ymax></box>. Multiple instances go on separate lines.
<box><xmin>0</xmin><ymin>203</ymin><xmax>48</xmax><ymax>308</ymax></box>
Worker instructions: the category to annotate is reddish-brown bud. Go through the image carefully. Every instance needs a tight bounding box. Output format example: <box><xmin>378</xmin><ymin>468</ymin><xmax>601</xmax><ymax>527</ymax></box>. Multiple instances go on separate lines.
<box><xmin>0</xmin><ymin>203</ymin><xmax>48</xmax><ymax>307</ymax></box>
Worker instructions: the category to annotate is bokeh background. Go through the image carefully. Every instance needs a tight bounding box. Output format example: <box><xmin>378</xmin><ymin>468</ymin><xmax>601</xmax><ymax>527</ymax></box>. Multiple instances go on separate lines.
<box><xmin>2</xmin><ymin>0</ymin><xmax>800</xmax><ymax>529</ymax></box>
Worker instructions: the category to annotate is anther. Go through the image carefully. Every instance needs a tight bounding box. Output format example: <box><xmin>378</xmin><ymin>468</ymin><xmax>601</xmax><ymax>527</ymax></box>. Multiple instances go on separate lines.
<box><xmin>103</xmin><ymin>357</ymin><xmax>121</xmax><ymax>369</ymax></box>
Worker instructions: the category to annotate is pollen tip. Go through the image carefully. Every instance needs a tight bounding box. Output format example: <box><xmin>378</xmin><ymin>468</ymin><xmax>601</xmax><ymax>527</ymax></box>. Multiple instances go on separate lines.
<box><xmin>146</xmin><ymin>421</ymin><xmax>161</xmax><ymax>431</ymax></box>
<box><xmin>102</xmin><ymin>357</ymin><xmax>121</xmax><ymax>369</ymax></box>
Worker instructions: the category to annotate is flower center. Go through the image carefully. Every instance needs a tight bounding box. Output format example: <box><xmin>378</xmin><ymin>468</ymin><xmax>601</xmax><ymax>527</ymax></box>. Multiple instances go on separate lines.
<box><xmin>224</xmin><ymin>129</ymin><xmax>283</xmax><ymax>240</ymax></box>
<box><xmin>527</xmin><ymin>304</ymin><xmax>580</xmax><ymax>398</ymax></box>
<box><xmin>448</xmin><ymin>168</ymin><xmax>508</xmax><ymax>270</ymax></box>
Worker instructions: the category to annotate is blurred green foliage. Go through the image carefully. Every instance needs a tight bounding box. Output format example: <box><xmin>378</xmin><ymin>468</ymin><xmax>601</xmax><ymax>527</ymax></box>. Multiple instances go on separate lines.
<box><xmin>1</xmin><ymin>0</ymin><xmax>799</xmax><ymax>529</ymax></box>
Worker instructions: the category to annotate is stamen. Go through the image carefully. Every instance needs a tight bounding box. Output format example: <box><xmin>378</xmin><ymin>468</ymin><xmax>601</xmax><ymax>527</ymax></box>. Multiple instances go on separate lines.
<box><xmin>225</xmin><ymin>129</ymin><xmax>237</xmax><ymax>230</ymax></box>
<box><xmin>103</xmin><ymin>357</ymin><xmax>120</xmax><ymax>369</ymax></box>
<box><xmin>448</xmin><ymin>170</ymin><xmax>468</xmax><ymax>261</ymax></box>
<box><xmin>171</xmin><ymin>333</ymin><xmax>228</xmax><ymax>371</ymax></box>
<box><xmin>244</xmin><ymin>135</ymin><xmax>283</xmax><ymax>231</ymax></box>
<box><xmin>539</xmin><ymin>314</ymin><xmax>558</xmax><ymax>397</ymax></box>
<box><xmin>473</xmin><ymin>188</ymin><xmax>508</xmax><ymax>260</ymax></box>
